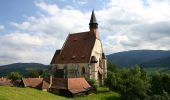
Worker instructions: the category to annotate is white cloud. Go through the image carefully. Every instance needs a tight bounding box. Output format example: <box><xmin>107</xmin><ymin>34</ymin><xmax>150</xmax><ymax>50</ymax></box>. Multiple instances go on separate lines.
<box><xmin>35</xmin><ymin>2</ymin><xmax>60</xmax><ymax>15</ymax></box>
<box><xmin>97</xmin><ymin>0</ymin><xmax>170</xmax><ymax>54</ymax></box>
<box><xmin>1</xmin><ymin>2</ymin><xmax>90</xmax><ymax>65</ymax></box>
<box><xmin>0</xmin><ymin>32</ymin><xmax>58</xmax><ymax>65</ymax></box>
<box><xmin>10</xmin><ymin>22</ymin><xmax>31</xmax><ymax>30</ymax></box>
<box><xmin>1</xmin><ymin>0</ymin><xmax>170</xmax><ymax>65</ymax></box>
<box><xmin>0</xmin><ymin>25</ymin><xmax>5</xmax><ymax>31</ymax></box>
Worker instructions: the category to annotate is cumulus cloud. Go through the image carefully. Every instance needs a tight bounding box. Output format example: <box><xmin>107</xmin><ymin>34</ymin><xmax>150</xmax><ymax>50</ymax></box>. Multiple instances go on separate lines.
<box><xmin>0</xmin><ymin>32</ymin><xmax>56</xmax><ymax>65</ymax></box>
<box><xmin>98</xmin><ymin>0</ymin><xmax>170</xmax><ymax>54</ymax></box>
<box><xmin>0</xmin><ymin>1</ymin><xmax>90</xmax><ymax>65</ymax></box>
<box><xmin>1</xmin><ymin>0</ymin><xmax>170</xmax><ymax>65</ymax></box>
<box><xmin>133</xmin><ymin>21</ymin><xmax>170</xmax><ymax>35</ymax></box>
<box><xmin>0</xmin><ymin>25</ymin><xmax>5</xmax><ymax>31</ymax></box>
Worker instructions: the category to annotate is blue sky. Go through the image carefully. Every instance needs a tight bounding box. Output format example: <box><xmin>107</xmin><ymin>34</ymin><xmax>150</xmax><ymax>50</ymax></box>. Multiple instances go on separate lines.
<box><xmin>0</xmin><ymin>0</ymin><xmax>109</xmax><ymax>24</ymax></box>
<box><xmin>0</xmin><ymin>0</ymin><xmax>36</xmax><ymax>25</ymax></box>
<box><xmin>0</xmin><ymin>0</ymin><xmax>170</xmax><ymax>65</ymax></box>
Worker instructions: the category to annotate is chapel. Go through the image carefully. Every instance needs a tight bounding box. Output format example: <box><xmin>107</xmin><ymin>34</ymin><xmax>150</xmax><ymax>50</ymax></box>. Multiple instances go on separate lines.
<box><xmin>50</xmin><ymin>10</ymin><xmax>107</xmax><ymax>85</ymax></box>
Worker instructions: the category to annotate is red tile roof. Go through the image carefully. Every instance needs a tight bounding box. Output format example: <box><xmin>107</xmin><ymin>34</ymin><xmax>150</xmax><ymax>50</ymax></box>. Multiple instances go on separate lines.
<box><xmin>21</xmin><ymin>78</ymin><xmax>50</xmax><ymax>89</ymax></box>
<box><xmin>21</xmin><ymin>77</ymin><xmax>91</xmax><ymax>94</ymax></box>
<box><xmin>51</xmin><ymin>78</ymin><xmax>67</xmax><ymax>89</ymax></box>
<box><xmin>68</xmin><ymin>78</ymin><xmax>91</xmax><ymax>94</ymax></box>
<box><xmin>22</xmin><ymin>78</ymin><xmax>43</xmax><ymax>88</ymax></box>
<box><xmin>0</xmin><ymin>78</ymin><xmax>13</xmax><ymax>86</ymax></box>
<box><xmin>39</xmin><ymin>80</ymin><xmax>50</xmax><ymax>89</ymax></box>
<box><xmin>51</xmin><ymin>31</ymin><xmax>96</xmax><ymax>64</ymax></box>
<box><xmin>50</xmin><ymin>77</ymin><xmax>92</xmax><ymax>94</ymax></box>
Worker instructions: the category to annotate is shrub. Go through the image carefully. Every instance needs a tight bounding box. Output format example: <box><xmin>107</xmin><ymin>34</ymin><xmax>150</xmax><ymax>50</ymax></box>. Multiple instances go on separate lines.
<box><xmin>7</xmin><ymin>72</ymin><xmax>22</xmax><ymax>81</ymax></box>
<box><xmin>28</xmin><ymin>70</ymin><xmax>39</xmax><ymax>78</ymax></box>
<box><xmin>107</xmin><ymin>65</ymin><xmax>150</xmax><ymax>100</ymax></box>
<box><xmin>86</xmin><ymin>78</ymin><xmax>98</xmax><ymax>89</ymax></box>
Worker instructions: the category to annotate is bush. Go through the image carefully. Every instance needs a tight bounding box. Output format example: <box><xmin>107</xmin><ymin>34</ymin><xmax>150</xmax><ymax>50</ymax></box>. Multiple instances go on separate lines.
<box><xmin>28</xmin><ymin>70</ymin><xmax>39</xmax><ymax>78</ymax></box>
<box><xmin>150</xmin><ymin>91</ymin><xmax>170</xmax><ymax>100</ymax></box>
<box><xmin>150</xmin><ymin>72</ymin><xmax>170</xmax><ymax>98</ymax></box>
<box><xmin>107</xmin><ymin>65</ymin><xmax>150</xmax><ymax>100</ymax></box>
<box><xmin>86</xmin><ymin>78</ymin><xmax>98</xmax><ymax>89</ymax></box>
<box><xmin>106</xmin><ymin>63</ymin><xmax>170</xmax><ymax>100</ymax></box>
<box><xmin>7</xmin><ymin>72</ymin><xmax>22</xmax><ymax>81</ymax></box>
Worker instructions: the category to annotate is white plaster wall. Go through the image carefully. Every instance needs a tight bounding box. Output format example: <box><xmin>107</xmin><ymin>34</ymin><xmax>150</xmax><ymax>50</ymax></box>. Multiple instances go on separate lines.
<box><xmin>90</xmin><ymin>39</ymin><xmax>103</xmax><ymax>81</ymax></box>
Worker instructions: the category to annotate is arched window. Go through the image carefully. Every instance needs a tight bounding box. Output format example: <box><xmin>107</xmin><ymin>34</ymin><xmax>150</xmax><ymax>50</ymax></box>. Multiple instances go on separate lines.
<box><xmin>82</xmin><ymin>67</ymin><xmax>85</xmax><ymax>75</ymax></box>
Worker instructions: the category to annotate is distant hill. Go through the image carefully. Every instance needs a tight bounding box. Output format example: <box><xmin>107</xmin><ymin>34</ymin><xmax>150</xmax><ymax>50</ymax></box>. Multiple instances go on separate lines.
<box><xmin>141</xmin><ymin>57</ymin><xmax>170</xmax><ymax>68</ymax></box>
<box><xmin>1</xmin><ymin>50</ymin><xmax>170</xmax><ymax>76</ymax></box>
<box><xmin>0</xmin><ymin>63</ymin><xmax>49</xmax><ymax>76</ymax></box>
<box><xmin>107</xmin><ymin>50</ymin><xmax>170</xmax><ymax>68</ymax></box>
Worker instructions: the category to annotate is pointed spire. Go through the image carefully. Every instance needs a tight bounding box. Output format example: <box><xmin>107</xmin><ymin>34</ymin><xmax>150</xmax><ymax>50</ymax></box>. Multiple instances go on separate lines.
<box><xmin>89</xmin><ymin>10</ymin><xmax>99</xmax><ymax>38</ymax></box>
<box><xmin>89</xmin><ymin>10</ymin><xmax>98</xmax><ymax>28</ymax></box>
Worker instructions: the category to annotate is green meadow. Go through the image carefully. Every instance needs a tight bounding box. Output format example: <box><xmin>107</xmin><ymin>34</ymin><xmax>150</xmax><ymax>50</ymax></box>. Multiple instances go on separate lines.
<box><xmin>0</xmin><ymin>86</ymin><xmax>120</xmax><ymax>100</ymax></box>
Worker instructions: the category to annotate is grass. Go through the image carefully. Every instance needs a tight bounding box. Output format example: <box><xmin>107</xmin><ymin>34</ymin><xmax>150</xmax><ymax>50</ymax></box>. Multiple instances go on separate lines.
<box><xmin>0</xmin><ymin>86</ymin><xmax>120</xmax><ymax>100</ymax></box>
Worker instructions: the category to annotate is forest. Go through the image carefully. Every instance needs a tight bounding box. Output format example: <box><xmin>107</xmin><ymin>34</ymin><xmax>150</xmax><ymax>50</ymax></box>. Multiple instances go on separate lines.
<box><xmin>105</xmin><ymin>63</ymin><xmax>170</xmax><ymax>100</ymax></box>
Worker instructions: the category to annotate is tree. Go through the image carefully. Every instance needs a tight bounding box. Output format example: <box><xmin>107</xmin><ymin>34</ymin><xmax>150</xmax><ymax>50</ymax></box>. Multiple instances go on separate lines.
<box><xmin>37</xmin><ymin>70</ymin><xmax>43</xmax><ymax>76</ymax></box>
<box><xmin>161</xmin><ymin>73</ymin><xmax>170</xmax><ymax>94</ymax></box>
<box><xmin>7</xmin><ymin>72</ymin><xmax>22</xmax><ymax>81</ymax></box>
<box><xmin>150</xmin><ymin>72</ymin><xmax>170</xmax><ymax>95</ymax></box>
<box><xmin>150</xmin><ymin>91</ymin><xmax>170</xmax><ymax>100</ymax></box>
<box><xmin>105</xmin><ymin>63</ymin><xmax>118</xmax><ymax>89</ymax></box>
<box><xmin>106</xmin><ymin>63</ymin><xmax>170</xmax><ymax>99</ymax></box>
<box><xmin>107</xmin><ymin>63</ymin><xmax>118</xmax><ymax>73</ymax></box>
<box><xmin>107</xmin><ymin>66</ymin><xmax>150</xmax><ymax>100</ymax></box>
<box><xmin>28</xmin><ymin>70</ymin><xmax>39</xmax><ymax>78</ymax></box>
<box><xmin>86</xmin><ymin>78</ymin><xmax>98</xmax><ymax>89</ymax></box>
<box><xmin>41</xmin><ymin>70</ymin><xmax>49</xmax><ymax>78</ymax></box>
<box><xmin>105</xmin><ymin>71</ymin><xmax>117</xmax><ymax>89</ymax></box>
<box><xmin>150</xmin><ymin>72</ymin><xmax>163</xmax><ymax>95</ymax></box>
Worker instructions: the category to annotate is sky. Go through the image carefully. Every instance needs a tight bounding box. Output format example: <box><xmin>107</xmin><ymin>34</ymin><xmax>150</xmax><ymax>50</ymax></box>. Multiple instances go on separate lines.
<box><xmin>0</xmin><ymin>0</ymin><xmax>170</xmax><ymax>65</ymax></box>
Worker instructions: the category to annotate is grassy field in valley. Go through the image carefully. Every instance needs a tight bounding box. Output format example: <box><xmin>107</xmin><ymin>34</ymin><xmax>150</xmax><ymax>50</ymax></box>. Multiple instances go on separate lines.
<box><xmin>0</xmin><ymin>86</ymin><xmax>120</xmax><ymax>100</ymax></box>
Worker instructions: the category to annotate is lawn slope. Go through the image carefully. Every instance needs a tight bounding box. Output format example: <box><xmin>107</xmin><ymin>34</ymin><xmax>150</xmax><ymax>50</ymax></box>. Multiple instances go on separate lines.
<box><xmin>0</xmin><ymin>86</ymin><xmax>66</xmax><ymax>100</ymax></box>
<box><xmin>0</xmin><ymin>86</ymin><xmax>120</xmax><ymax>100</ymax></box>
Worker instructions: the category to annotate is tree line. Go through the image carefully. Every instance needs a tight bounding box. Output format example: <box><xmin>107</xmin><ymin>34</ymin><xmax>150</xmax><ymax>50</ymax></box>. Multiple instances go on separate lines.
<box><xmin>7</xmin><ymin>69</ymin><xmax>49</xmax><ymax>81</ymax></box>
<box><xmin>105</xmin><ymin>64</ymin><xmax>170</xmax><ymax>100</ymax></box>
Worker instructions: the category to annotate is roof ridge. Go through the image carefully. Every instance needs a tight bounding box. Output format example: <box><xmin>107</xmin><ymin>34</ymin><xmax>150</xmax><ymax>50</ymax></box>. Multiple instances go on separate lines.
<box><xmin>70</xmin><ymin>31</ymin><xmax>89</xmax><ymax>35</ymax></box>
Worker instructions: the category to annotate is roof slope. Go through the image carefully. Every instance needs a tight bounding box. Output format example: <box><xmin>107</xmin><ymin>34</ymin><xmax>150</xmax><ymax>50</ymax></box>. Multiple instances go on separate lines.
<box><xmin>38</xmin><ymin>80</ymin><xmax>50</xmax><ymax>89</ymax></box>
<box><xmin>0</xmin><ymin>78</ymin><xmax>13</xmax><ymax>86</ymax></box>
<box><xmin>22</xmin><ymin>78</ymin><xmax>43</xmax><ymax>88</ymax></box>
<box><xmin>68</xmin><ymin>78</ymin><xmax>91</xmax><ymax>94</ymax></box>
<box><xmin>51</xmin><ymin>31</ymin><xmax>96</xmax><ymax>64</ymax></box>
<box><xmin>51</xmin><ymin>78</ymin><xmax>67</xmax><ymax>89</ymax></box>
<box><xmin>21</xmin><ymin>77</ymin><xmax>91</xmax><ymax>94</ymax></box>
<box><xmin>50</xmin><ymin>78</ymin><xmax>92</xmax><ymax>94</ymax></box>
<box><xmin>22</xmin><ymin>78</ymin><xmax>50</xmax><ymax>89</ymax></box>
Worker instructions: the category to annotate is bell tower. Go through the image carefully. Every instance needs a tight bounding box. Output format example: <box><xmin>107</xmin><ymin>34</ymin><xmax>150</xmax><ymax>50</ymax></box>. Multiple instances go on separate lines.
<box><xmin>89</xmin><ymin>10</ymin><xmax>99</xmax><ymax>38</ymax></box>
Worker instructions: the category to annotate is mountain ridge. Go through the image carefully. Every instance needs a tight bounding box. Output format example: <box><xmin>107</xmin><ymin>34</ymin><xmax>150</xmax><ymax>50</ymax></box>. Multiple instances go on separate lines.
<box><xmin>1</xmin><ymin>50</ymin><xmax>170</xmax><ymax>76</ymax></box>
<box><xmin>0</xmin><ymin>63</ymin><xmax>49</xmax><ymax>76</ymax></box>
<box><xmin>107</xmin><ymin>50</ymin><xmax>170</xmax><ymax>67</ymax></box>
